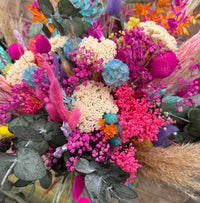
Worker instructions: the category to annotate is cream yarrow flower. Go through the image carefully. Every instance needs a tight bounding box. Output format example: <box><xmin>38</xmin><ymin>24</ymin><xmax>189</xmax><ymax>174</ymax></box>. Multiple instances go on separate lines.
<box><xmin>140</xmin><ymin>21</ymin><xmax>178</xmax><ymax>53</ymax></box>
<box><xmin>72</xmin><ymin>81</ymin><xmax>118</xmax><ymax>133</ymax></box>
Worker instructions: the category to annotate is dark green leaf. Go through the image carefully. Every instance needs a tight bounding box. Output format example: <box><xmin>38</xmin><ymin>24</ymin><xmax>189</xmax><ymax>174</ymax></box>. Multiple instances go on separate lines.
<box><xmin>8</xmin><ymin>114</ymin><xmax>36</xmax><ymax>133</ymax></box>
<box><xmin>38</xmin><ymin>0</ymin><xmax>54</xmax><ymax>18</ymax></box>
<box><xmin>75</xmin><ymin>158</ymin><xmax>95</xmax><ymax>174</ymax></box>
<box><xmin>16</xmin><ymin>192</ymin><xmax>26</xmax><ymax>202</ymax></box>
<box><xmin>36</xmin><ymin>107</ymin><xmax>48</xmax><ymax>120</ymax></box>
<box><xmin>11</xmin><ymin>126</ymin><xmax>44</xmax><ymax>142</ymax></box>
<box><xmin>0</xmin><ymin>153</ymin><xmax>16</xmax><ymax>180</ymax></box>
<box><xmin>184</xmin><ymin>108</ymin><xmax>200</xmax><ymax>137</ymax></box>
<box><xmin>58</xmin><ymin>0</ymin><xmax>82</xmax><ymax>17</ymax></box>
<box><xmin>14</xmin><ymin>147</ymin><xmax>46</xmax><ymax>181</ymax></box>
<box><xmin>90</xmin><ymin>161</ymin><xmax>130</xmax><ymax>184</ymax></box>
<box><xmin>62</xmin><ymin>19</ymin><xmax>73</xmax><ymax>35</ymax></box>
<box><xmin>39</xmin><ymin>170</ymin><xmax>52</xmax><ymax>189</ymax></box>
<box><xmin>45</xmin><ymin>122</ymin><xmax>66</xmax><ymax>147</ymax></box>
<box><xmin>51</xmin><ymin>16</ymin><xmax>65</xmax><ymax>36</ymax></box>
<box><xmin>83</xmin><ymin>21</ymin><xmax>92</xmax><ymax>34</ymax></box>
<box><xmin>29</xmin><ymin>22</ymin><xmax>44</xmax><ymax>38</ymax></box>
<box><xmin>42</xmin><ymin>24</ymin><xmax>51</xmax><ymax>38</ymax></box>
<box><xmin>0</xmin><ymin>141</ymin><xmax>11</xmax><ymax>152</ymax></box>
<box><xmin>72</xmin><ymin>16</ymin><xmax>83</xmax><ymax>36</ymax></box>
<box><xmin>110</xmin><ymin>184</ymin><xmax>138</xmax><ymax>200</ymax></box>
<box><xmin>14</xmin><ymin>179</ymin><xmax>32</xmax><ymax>187</ymax></box>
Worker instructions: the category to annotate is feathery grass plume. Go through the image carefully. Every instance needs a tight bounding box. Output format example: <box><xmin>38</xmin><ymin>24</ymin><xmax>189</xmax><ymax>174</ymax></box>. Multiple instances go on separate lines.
<box><xmin>186</xmin><ymin>0</ymin><xmax>200</xmax><ymax>15</ymax></box>
<box><xmin>135</xmin><ymin>144</ymin><xmax>200</xmax><ymax>199</ymax></box>
<box><xmin>0</xmin><ymin>0</ymin><xmax>17</xmax><ymax>46</ymax></box>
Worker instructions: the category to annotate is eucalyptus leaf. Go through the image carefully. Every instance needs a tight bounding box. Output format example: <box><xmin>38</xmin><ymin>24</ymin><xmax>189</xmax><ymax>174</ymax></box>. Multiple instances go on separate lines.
<box><xmin>75</xmin><ymin>158</ymin><xmax>95</xmax><ymax>174</ymax></box>
<box><xmin>39</xmin><ymin>170</ymin><xmax>52</xmax><ymax>189</ymax></box>
<box><xmin>62</xmin><ymin>19</ymin><xmax>73</xmax><ymax>35</ymax></box>
<box><xmin>51</xmin><ymin>16</ymin><xmax>65</xmax><ymax>35</ymax></box>
<box><xmin>8</xmin><ymin>114</ymin><xmax>35</xmax><ymax>133</ymax></box>
<box><xmin>184</xmin><ymin>108</ymin><xmax>200</xmax><ymax>137</ymax></box>
<box><xmin>58</xmin><ymin>0</ymin><xmax>82</xmax><ymax>17</ymax></box>
<box><xmin>110</xmin><ymin>184</ymin><xmax>138</xmax><ymax>200</ymax></box>
<box><xmin>14</xmin><ymin>179</ymin><xmax>32</xmax><ymax>187</ymax></box>
<box><xmin>16</xmin><ymin>140</ymin><xmax>48</xmax><ymax>155</ymax></box>
<box><xmin>14</xmin><ymin>147</ymin><xmax>46</xmax><ymax>181</ymax></box>
<box><xmin>85</xmin><ymin>173</ymin><xmax>107</xmax><ymax>203</ymax></box>
<box><xmin>83</xmin><ymin>21</ymin><xmax>92</xmax><ymax>34</ymax></box>
<box><xmin>38</xmin><ymin>0</ymin><xmax>54</xmax><ymax>18</ymax></box>
<box><xmin>45</xmin><ymin>122</ymin><xmax>66</xmax><ymax>147</ymax></box>
<box><xmin>36</xmin><ymin>107</ymin><xmax>48</xmax><ymax>120</ymax></box>
<box><xmin>0</xmin><ymin>153</ymin><xmax>16</xmax><ymax>180</ymax></box>
<box><xmin>29</xmin><ymin>22</ymin><xmax>44</xmax><ymax>38</ymax></box>
<box><xmin>11</xmin><ymin>126</ymin><xmax>44</xmax><ymax>142</ymax></box>
<box><xmin>42</xmin><ymin>24</ymin><xmax>51</xmax><ymax>38</ymax></box>
<box><xmin>1</xmin><ymin>180</ymin><xmax>13</xmax><ymax>191</ymax></box>
<box><xmin>72</xmin><ymin>16</ymin><xmax>84</xmax><ymax>36</ymax></box>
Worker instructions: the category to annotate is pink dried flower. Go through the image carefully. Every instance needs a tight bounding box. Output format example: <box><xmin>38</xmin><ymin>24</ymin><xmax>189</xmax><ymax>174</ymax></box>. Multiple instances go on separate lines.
<box><xmin>111</xmin><ymin>144</ymin><xmax>141</xmax><ymax>182</ymax></box>
<box><xmin>114</xmin><ymin>84</ymin><xmax>172</xmax><ymax>143</ymax></box>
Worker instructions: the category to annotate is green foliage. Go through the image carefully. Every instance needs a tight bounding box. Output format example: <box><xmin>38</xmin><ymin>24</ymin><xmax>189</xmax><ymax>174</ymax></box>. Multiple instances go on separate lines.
<box><xmin>38</xmin><ymin>0</ymin><xmax>54</xmax><ymax>18</ymax></box>
<box><xmin>39</xmin><ymin>170</ymin><xmax>52</xmax><ymax>189</ymax></box>
<box><xmin>29</xmin><ymin>23</ymin><xmax>44</xmax><ymax>38</ymax></box>
<box><xmin>0</xmin><ymin>153</ymin><xmax>16</xmax><ymax>181</ymax></box>
<box><xmin>184</xmin><ymin>108</ymin><xmax>200</xmax><ymax>137</ymax></box>
<box><xmin>14</xmin><ymin>179</ymin><xmax>32</xmax><ymax>187</ymax></box>
<box><xmin>75</xmin><ymin>158</ymin><xmax>137</xmax><ymax>203</ymax></box>
<box><xmin>14</xmin><ymin>147</ymin><xmax>46</xmax><ymax>181</ymax></box>
<box><xmin>57</xmin><ymin>0</ymin><xmax>82</xmax><ymax>17</ymax></box>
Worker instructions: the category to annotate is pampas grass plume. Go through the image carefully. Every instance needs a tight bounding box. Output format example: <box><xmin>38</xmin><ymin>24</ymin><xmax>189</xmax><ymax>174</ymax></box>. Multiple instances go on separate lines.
<box><xmin>135</xmin><ymin>144</ymin><xmax>200</xmax><ymax>199</ymax></box>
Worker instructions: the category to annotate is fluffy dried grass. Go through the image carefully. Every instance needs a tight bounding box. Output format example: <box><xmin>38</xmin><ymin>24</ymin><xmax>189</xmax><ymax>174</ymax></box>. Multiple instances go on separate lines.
<box><xmin>0</xmin><ymin>0</ymin><xmax>17</xmax><ymax>46</ymax></box>
<box><xmin>135</xmin><ymin>144</ymin><xmax>200</xmax><ymax>199</ymax></box>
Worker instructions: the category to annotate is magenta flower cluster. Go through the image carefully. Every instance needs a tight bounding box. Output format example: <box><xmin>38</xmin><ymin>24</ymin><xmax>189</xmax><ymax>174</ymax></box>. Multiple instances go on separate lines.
<box><xmin>65</xmin><ymin>48</ymin><xmax>103</xmax><ymax>95</ymax></box>
<box><xmin>66</xmin><ymin>129</ymin><xmax>111</xmax><ymax>171</ymax></box>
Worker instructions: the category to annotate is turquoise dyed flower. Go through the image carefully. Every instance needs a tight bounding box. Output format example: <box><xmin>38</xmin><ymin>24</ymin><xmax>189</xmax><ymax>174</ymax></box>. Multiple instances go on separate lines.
<box><xmin>22</xmin><ymin>66</ymin><xmax>38</xmax><ymax>87</ymax></box>
<box><xmin>102</xmin><ymin>59</ymin><xmax>129</xmax><ymax>87</ymax></box>
<box><xmin>63</xmin><ymin>37</ymin><xmax>82</xmax><ymax>60</ymax></box>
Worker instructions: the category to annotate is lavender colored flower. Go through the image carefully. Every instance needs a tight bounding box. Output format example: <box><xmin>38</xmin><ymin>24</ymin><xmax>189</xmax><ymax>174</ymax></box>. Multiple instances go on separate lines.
<box><xmin>152</xmin><ymin>125</ymin><xmax>179</xmax><ymax>147</ymax></box>
<box><xmin>54</xmin><ymin>145</ymin><xmax>67</xmax><ymax>158</ymax></box>
<box><xmin>107</xmin><ymin>0</ymin><xmax>122</xmax><ymax>16</ymax></box>
<box><xmin>61</xmin><ymin>122</ymin><xmax>72</xmax><ymax>139</ymax></box>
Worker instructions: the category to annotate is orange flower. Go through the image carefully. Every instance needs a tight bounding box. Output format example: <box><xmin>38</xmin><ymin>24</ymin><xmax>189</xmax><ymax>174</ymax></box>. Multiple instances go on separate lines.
<box><xmin>104</xmin><ymin>123</ymin><xmax>118</xmax><ymax>139</ymax></box>
<box><xmin>99</xmin><ymin>118</ymin><xmax>106</xmax><ymax>130</ymax></box>
<box><xmin>132</xmin><ymin>0</ymin><xmax>197</xmax><ymax>36</ymax></box>
<box><xmin>24</xmin><ymin>4</ymin><xmax>55</xmax><ymax>35</ymax></box>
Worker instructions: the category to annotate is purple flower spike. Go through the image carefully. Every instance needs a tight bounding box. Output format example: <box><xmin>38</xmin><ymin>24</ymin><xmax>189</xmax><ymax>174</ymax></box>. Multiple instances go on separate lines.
<box><xmin>106</xmin><ymin>0</ymin><xmax>122</xmax><ymax>16</ymax></box>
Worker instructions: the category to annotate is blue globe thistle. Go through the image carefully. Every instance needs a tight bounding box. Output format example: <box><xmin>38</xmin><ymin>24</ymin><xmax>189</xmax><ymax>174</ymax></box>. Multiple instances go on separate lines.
<box><xmin>63</xmin><ymin>37</ymin><xmax>82</xmax><ymax>60</ymax></box>
<box><xmin>102</xmin><ymin>59</ymin><xmax>129</xmax><ymax>87</ymax></box>
<box><xmin>22</xmin><ymin>66</ymin><xmax>38</xmax><ymax>87</ymax></box>
<box><xmin>110</xmin><ymin>136</ymin><xmax>122</xmax><ymax>146</ymax></box>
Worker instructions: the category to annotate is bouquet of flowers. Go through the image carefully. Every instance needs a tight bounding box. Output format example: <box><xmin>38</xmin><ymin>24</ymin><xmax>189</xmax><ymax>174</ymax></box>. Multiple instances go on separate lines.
<box><xmin>0</xmin><ymin>0</ymin><xmax>200</xmax><ymax>202</ymax></box>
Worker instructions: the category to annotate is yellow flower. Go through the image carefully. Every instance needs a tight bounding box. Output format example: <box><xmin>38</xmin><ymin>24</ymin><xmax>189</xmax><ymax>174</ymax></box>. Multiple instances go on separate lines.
<box><xmin>131</xmin><ymin>138</ymin><xmax>153</xmax><ymax>147</ymax></box>
<box><xmin>127</xmin><ymin>17</ymin><xmax>140</xmax><ymax>30</ymax></box>
<box><xmin>0</xmin><ymin>126</ymin><xmax>15</xmax><ymax>139</ymax></box>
